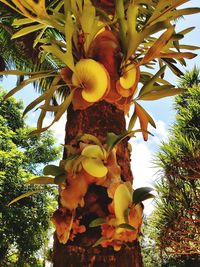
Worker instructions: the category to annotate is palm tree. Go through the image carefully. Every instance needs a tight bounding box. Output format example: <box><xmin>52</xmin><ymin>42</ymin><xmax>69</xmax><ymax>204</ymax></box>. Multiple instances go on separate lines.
<box><xmin>0</xmin><ymin>1</ymin><xmax>199</xmax><ymax>266</ymax></box>
<box><xmin>148</xmin><ymin>68</ymin><xmax>200</xmax><ymax>260</ymax></box>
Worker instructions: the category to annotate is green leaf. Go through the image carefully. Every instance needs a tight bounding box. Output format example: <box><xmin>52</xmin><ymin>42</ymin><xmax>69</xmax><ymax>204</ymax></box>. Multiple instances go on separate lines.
<box><xmin>178</xmin><ymin>27</ymin><xmax>195</xmax><ymax>36</ymax></box>
<box><xmin>8</xmin><ymin>190</ymin><xmax>43</xmax><ymax>206</ymax></box>
<box><xmin>33</xmin><ymin>27</ymin><xmax>47</xmax><ymax>48</ymax></box>
<box><xmin>126</xmin><ymin>3</ymin><xmax>138</xmax><ymax>59</ymax></box>
<box><xmin>26</xmin><ymin>176</ymin><xmax>55</xmax><ymax>185</ymax></box>
<box><xmin>132</xmin><ymin>187</ymin><xmax>155</xmax><ymax>205</ymax></box>
<box><xmin>138</xmin><ymin>66</ymin><xmax>167</xmax><ymax>97</ymax></box>
<box><xmin>128</xmin><ymin>108</ymin><xmax>137</xmax><ymax>131</ymax></box>
<box><xmin>41</xmin><ymin>44</ymin><xmax>67</xmax><ymax>67</ymax></box>
<box><xmin>54</xmin><ymin>174</ymin><xmax>66</xmax><ymax>184</ymax></box>
<box><xmin>89</xmin><ymin>218</ymin><xmax>106</xmax><ymax>228</ymax></box>
<box><xmin>106</xmin><ymin>131</ymin><xmax>134</xmax><ymax>152</ymax></box>
<box><xmin>23</xmin><ymin>76</ymin><xmax>60</xmax><ymax>116</ymax></box>
<box><xmin>171</xmin><ymin>8</ymin><xmax>200</xmax><ymax>21</ymax></box>
<box><xmin>64</xmin><ymin>13</ymin><xmax>75</xmax><ymax>71</ymax></box>
<box><xmin>162</xmin><ymin>58</ymin><xmax>183</xmax><ymax>77</ymax></box>
<box><xmin>64</xmin><ymin>0</ymin><xmax>71</xmax><ymax>15</ymax></box>
<box><xmin>30</xmin><ymin>91</ymin><xmax>73</xmax><ymax>135</ymax></box>
<box><xmin>117</xmin><ymin>223</ymin><xmax>135</xmax><ymax>231</ymax></box>
<box><xmin>92</xmin><ymin>237</ymin><xmax>109</xmax><ymax>248</ymax></box>
<box><xmin>0</xmin><ymin>69</ymin><xmax>56</xmax><ymax>76</ymax></box>
<box><xmin>116</xmin><ymin>0</ymin><xmax>127</xmax><ymax>53</ymax></box>
<box><xmin>139</xmin><ymin>87</ymin><xmax>186</xmax><ymax>101</ymax></box>
<box><xmin>2</xmin><ymin>73</ymin><xmax>58</xmax><ymax>101</ymax></box>
<box><xmin>0</xmin><ymin>0</ymin><xmax>23</xmax><ymax>14</ymax></box>
<box><xmin>12</xmin><ymin>17</ymin><xmax>35</xmax><ymax>26</ymax></box>
<box><xmin>51</xmin><ymin>91</ymin><xmax>73</xmax><ymax>122</ymax></box>
<box><xmin>141</xmin><ymin>26</ymin><xmax>175</xmax><ymax>65</ymax></box>
<box><xmin>12</xmin><ymin>24</ymin><xmax>45</xmax><ymax>39</ymax></box>
<box><xmin>43</xmin><ymin>164</ymin><xmax>64</xmax><ymax>176</ymax></box>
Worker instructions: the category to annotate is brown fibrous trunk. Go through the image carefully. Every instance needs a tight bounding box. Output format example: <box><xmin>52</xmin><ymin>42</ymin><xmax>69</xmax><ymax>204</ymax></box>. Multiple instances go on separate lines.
<box><xmin>53</xmin><ymin>101</ymin><xmax>143</xmax><ymax>266</ymax></box>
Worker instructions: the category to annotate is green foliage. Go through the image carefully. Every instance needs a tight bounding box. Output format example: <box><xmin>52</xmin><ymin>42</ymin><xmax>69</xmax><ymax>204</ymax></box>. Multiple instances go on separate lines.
<box><xmin>145</xmin><ymin>68</ymin><xmax>200</xmax><ymax>262</ymax></box>
<box><xmin>132</xmin><ymin>187</ymin><xmax>154</xmax><ymax>205</ymax></box>
<box><xmin>0</xmin><ymin>91</ymin><xmax>61</xmax><ymax>266</ymax></box>
<box><xmin>0</xmin><ymin>0</ymin><xmax>199</xmax><ymax>137</ymax></box>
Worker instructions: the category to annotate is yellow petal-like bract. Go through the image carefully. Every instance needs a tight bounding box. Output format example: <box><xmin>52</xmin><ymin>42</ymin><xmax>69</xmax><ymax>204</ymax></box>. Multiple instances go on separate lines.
<box><xmin>114</xmin><ymin>183</ymin><xmax>132</xmax><ymax>224</ymax></box>
<box><xmin>120</xmin><ymin>64</ymin><xmax>137</xmax><ymax>89</ymax></box>
<box><xmin>72</xmin><ymin>59</ymin><xmax>108</xmax><ymax>102</ymax></box>
<box><xmin>81</xmin><ymin>144</ymin><xmax>106</xmax><ymax>160</ymax></box>
<box><xmin>82</xmin><ymin>158</ymin><xmax>108</xmax><ymax>178</ymax></box>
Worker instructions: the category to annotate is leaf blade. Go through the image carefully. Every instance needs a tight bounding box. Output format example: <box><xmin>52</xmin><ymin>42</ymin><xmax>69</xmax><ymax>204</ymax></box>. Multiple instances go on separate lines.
<box><xmin>8</xmin><ymin>189</ymin><xmax>43</xmax><ymax>206</ymax></box>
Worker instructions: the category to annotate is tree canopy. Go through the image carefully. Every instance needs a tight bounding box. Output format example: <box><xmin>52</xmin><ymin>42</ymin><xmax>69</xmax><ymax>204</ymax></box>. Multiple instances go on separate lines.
<box><xmin>146</xmin><ymin>67</ymin><xmax>200</xmax><ymax>263</ymax></box>
<box><xmin>0</xmin><ymin>91</ymin><xmax>61</xmax><ymax>266</ymax></box>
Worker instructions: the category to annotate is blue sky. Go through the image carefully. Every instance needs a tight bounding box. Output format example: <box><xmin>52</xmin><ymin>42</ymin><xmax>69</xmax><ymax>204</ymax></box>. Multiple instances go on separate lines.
<box><xmin>1</xmin><ymin>0</ymin><xmax>200</xmax><ymax>214</ymax></box>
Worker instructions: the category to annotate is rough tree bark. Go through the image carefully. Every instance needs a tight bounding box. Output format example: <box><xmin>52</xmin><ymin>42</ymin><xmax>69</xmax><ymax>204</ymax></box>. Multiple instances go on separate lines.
<box><xmin>53</xmin><ymin>101</ymin><xmax>143</xmax><ymax>267</ymax></box>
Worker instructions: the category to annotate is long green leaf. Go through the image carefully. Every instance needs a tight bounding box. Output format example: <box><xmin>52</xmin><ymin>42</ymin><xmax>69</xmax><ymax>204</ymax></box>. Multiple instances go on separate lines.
<box><xmin>139</xmin><ymin>87</ymin><xmax>186</xmax><ymax>101</ymax></box>
<box><xmin>0</xmin><ymin>0</ymin><xmax>23</xmax><ymax>14</ymax></box>
<box><xmin>92</xmin><ymin>237</ymin><xmax>109</xmax><ymax>248</ymax></box>
<box><xmin>8</xmin><ymin>189</ymin><xmax>43</xmax><ymax>206</ymax></box>
<box><xmin>3</xmin><ymin>73</ymin><xmax>58</xmax><ymax>101</ymax></box>
<box><xmin>23</xmin><ymin>76</ymin><xmax>60</xmax><ymax>116</ymax></box>
<box><xmin>146</xmin><ymin>0</ymin><xmax>189</xmax><ymax>27</ymax></box>
<box><xmin>141</xmin><ymin>26</ymin><xmax>175</xmax><ymax>65</ymax></box>
<box><xmin>33</xmin><ymin>27</ymin><xmax>47</xmax><ymax>48</ymax></box>
<box><xmin>12</xmin><ymin>24</ymin><xmax>45</xmax><ymax>39</ymax></box>
<box><xmin>12</xmin><ymin>17</ymin><xmax>35</xmax><ymax>26</ymax></box>
<box><xmin>116</xmin><ymin>0</ymin><xmax>127</xmax><ymax>53</ymax></box>
<box><xmin>126</xmin><ymin>3</ymin><xmax>138</xmax><ymax>59</ymax></box>
<box><xmin>117</xmin><ymin>223</ymin><xmax>135</xmax><ymax>231</ymax></box>
<box><xmin>171</xmin><ymin>8</ymin><xmax>200</xmax><ymax>21</ymax></box>
<box><xmin>64</xmin><ymin>13</ymin><xmax>75</xmax><ymax>71</ymax></box>
<box><xmin>128</xmin><ymin>108</ymin><xmax>137</xmax><ymax>131</ymax></box>
<box><xmin>26</xmin><ymin>176</ymin><xmax>55</xmax><ymax>184</ymax></box>
<box><xmin>0</xmin><ymin>69</ymin><xmax>56</xmax><ymax>76</ymax></box>
<box><xmin>89</xmin><ymin>218</ymin><xmax>106</xmax><ymax>228</ymax></box>
<box><xmin>35</xmin><ymin>85</ymin><xmax>72</xmax><ymax>134</ymax></box>
<box><xmin>139</xmin><ymin>66</ymin><xmax>167</xmax><ymax>97</ymax></box>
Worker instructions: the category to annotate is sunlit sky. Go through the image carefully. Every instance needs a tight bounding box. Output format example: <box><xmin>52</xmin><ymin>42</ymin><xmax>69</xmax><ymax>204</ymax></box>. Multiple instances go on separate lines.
<box><xmin>1</xmin><ymin>0</ymin><xmax>200</xmax><ymax>215</ymax></box>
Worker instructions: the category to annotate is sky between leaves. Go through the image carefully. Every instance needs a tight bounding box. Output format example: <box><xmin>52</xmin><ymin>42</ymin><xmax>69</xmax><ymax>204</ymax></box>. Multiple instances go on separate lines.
<box><xmin>1</xmin><ymin>0</ymin><xmax>200</xmax><ymax>215</ymax></box>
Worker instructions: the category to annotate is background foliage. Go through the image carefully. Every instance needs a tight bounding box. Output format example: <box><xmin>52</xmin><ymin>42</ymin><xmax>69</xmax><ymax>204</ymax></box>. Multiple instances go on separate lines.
<box><xmin>0</xmin><ymin>90</ymin><xmax>61</xmax><ymax>266</ymax></box>
<box><xmin>142</xmin><ymin>67</ymin><xmax>200</xmax><ymax>266</ymax></box>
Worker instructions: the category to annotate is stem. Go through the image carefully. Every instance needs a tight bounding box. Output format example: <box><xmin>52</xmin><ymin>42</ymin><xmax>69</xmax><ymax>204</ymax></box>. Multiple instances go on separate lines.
<box><xmin>115</xmin><ymin>0</ymin><xmax>127</xmax><ymax>53</ymax></box>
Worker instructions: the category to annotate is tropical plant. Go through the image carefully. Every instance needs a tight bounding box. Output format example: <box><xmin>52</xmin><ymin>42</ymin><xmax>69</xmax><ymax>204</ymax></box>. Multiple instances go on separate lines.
<box><xmin>147</xmin><ymin>68</ymin><xmax>200</xmax><ymax>261</ymax></box>
<box><xmin>0</xmin><ymin>91</ymin><xmax>61</xmax><ymax>266</ymax></box>
<box><xmin>0</xmin><ymin>1</ymin><xmax>199</xmax><ymax>266</ymax></box>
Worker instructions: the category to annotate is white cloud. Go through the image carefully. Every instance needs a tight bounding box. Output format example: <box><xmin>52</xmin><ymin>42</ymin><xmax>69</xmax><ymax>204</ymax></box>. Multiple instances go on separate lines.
<box><xmin>43</xmin><ymin>114</ymin><xmax>66</xmax><ymax>144</ymax></box>
<box><xmin>129</xmin><ymin>118</ymin><xmax>168</xmax><ymax>215</ymax></box>
<box><xmin>153</xmin><ymin>119</ymin><xmax>168</xmax><ymax>144</ymax></box>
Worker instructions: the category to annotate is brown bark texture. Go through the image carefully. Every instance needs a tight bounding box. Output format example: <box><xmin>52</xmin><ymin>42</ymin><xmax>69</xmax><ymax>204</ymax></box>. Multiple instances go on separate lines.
<box><xmin>53</xmin><ymin>101</ymin><xmax>143</xmax><ymax>267</ymax></box>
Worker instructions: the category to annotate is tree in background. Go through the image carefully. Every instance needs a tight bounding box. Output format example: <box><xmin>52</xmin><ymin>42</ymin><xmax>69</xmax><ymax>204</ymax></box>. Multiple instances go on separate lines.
<box><xmin>0</xmin><ymin>1</ymin><xmax>199</xmax><ymax>266</ymax></box>
<box><xmin>145</xmin><ymin>68</ymin><xmax>200</xmax><ymax>266</ymax></box>
<box><xmin>0</xmin><ymin>91</ymin><xmax>61</xmax><ymax>266</ymax></box>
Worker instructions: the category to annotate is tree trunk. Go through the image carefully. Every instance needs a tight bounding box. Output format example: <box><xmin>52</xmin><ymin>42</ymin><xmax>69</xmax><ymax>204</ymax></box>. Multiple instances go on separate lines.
<box><xmin>53</xmin><ymin>101</ymin><xmax>143</xmax><ymax>266</ymax></box>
